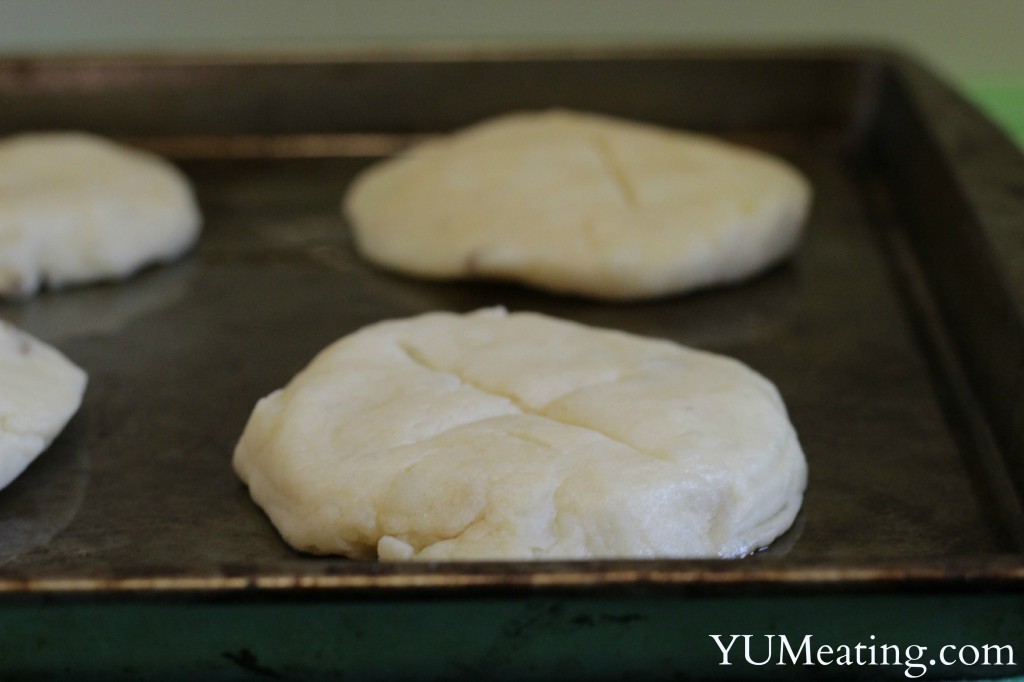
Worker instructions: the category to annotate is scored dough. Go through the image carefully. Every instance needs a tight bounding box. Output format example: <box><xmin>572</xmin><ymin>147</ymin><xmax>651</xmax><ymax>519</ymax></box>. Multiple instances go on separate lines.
<box><xmin>234</xmin><ymin>308</ymin><xmax>806</xmax><ymax>560</ymax></box>
<box><xmin>343</xmin><ymin>110</ymin><xmax>812</xmax><ymax>300</ymax></box>
<box><xmin>0</xmin><ymin>132</ymin><xmax>201</xmax><ymax>298</ymax></box>
<box><xmin>0</xmin><ymin>320</ymin><xmax>87</xmax><ymax>491</ymax></box>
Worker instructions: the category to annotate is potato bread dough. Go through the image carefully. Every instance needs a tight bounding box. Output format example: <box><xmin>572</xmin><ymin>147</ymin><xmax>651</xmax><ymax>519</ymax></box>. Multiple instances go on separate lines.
<box><xmin>0</xmin><ymin>320</ymin><xmax>87</xmax><ymax>491</ymax></box>
<box><xmin>0</xmin><ymin>132</ymin><xmax>201</xmax><ymax>297</ymax></box>
<box><xmin>343</xmin><ymin>110</ymin><xmax>811</xmax><ymax>300</ymax></box>
<box><xmin>234</xmin><ymin>308</ymin><xmax>806</xmax><ymax>560</ymax></box>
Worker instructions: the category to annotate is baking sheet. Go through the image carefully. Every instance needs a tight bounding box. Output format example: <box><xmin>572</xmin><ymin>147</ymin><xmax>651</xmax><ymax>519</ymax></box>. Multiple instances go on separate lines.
<box><xmin>0</xmin><ymin>48</ymin><xmax>1023</xmax><ymax>680</ymax></box>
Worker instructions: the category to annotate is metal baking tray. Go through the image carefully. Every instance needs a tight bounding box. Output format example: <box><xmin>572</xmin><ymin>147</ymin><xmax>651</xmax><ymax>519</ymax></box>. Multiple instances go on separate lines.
<box><xmin>1</xmin><ymin>48</ymin><xmax>1022</xmax><ymax>680</ymax></box>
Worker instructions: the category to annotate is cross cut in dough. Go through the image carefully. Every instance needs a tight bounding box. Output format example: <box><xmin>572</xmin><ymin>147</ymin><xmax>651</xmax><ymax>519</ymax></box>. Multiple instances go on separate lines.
<box><xmin>343</xmin><ymin>110</ymin><xmax>811</xmax><ymax>300</ymax></box>
<box><xmin>234</xmin><ymin>308</ymin><xmax>806</xmax><ymax>560</ymax></box>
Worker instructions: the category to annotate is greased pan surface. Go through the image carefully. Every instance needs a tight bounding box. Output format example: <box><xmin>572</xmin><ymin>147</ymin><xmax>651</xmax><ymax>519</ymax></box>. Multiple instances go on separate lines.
<box><xmin>0</xmin><ymin>49</ymin><xmax>1022</xmax><ymax>680</ymax></box>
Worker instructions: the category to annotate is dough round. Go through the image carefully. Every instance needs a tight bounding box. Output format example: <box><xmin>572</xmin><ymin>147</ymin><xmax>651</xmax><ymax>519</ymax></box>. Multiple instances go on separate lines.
<box><xmin>234</xmin><ymin>308</ymin><xmax>806</xmax><ymax>560</ymax></box>
<box><xmin>0</xmin><ymin>132</ymin><xmax>201</xmax><ymax>298</ymax></box>
<box><xmin>343</xmin><ymin>110</ymin><xmax>811</xmax><ymax>300</ymax></box>
<box><xmin>0</xmin><ymin>320</ymin><xmax>87</xmax><ymax>491</ymax></box>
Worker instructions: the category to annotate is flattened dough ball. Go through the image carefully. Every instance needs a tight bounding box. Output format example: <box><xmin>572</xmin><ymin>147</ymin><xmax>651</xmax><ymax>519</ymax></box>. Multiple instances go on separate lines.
<box><xmin>0</xmin><ymin>320</ymin><xmax>87</xmax><ymax>491</ymax></box>
<box><xmin>343</xmin><ymin>110</ymin><xmax>811</xmax><ymax>300</ymax></box>
<box><xmin>234</xmin><ymin>308</ymin><xmax>806</xmax><ymax>560</ymax></box>
<box><xmin>0</xmin><ymin>132</ymin><xmax>201</xmax><ymax>297</ymax></box>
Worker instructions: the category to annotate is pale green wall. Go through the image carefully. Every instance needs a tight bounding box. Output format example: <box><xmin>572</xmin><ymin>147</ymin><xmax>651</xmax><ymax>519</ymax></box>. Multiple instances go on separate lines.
<box><xmin>0</xmin><ymin>0</ymin><xmax>1021</xmax><ymax>85</ymax></box>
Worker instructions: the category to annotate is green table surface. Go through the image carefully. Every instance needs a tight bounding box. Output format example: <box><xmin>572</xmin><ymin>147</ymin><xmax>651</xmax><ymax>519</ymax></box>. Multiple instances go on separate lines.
<box><xmin>967</xmin><ymin>80</ymin><xmax>1024</xmax><ymax>149</ymax></box>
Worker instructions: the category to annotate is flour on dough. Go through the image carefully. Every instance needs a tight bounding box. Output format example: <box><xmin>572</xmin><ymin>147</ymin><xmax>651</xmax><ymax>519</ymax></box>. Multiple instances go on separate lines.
<box><xmin>0</xmin><ymin>320</ymin><xmax>87</xmax><ymax>491</ymax></box>
<box><xmin>0</xmin><ymin>132</ymin><xmax>201</xmax><ymax>297</ymax></box>
<box><xmin>343</xmin><ymin>110</ymin><xmax>811</xmax><ymax>300</ymax></box>
<box><xmin>234</xmin><ymin>308</ymin><xmax>806</xmax><ymax>560</ymax></box>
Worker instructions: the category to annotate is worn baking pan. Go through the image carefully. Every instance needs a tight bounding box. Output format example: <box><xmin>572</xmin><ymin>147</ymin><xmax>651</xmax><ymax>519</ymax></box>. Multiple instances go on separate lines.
<box><xmin>0</xmin><ymin>48</ymin><xmax>1022</xmax><ymax>681</ymax></box>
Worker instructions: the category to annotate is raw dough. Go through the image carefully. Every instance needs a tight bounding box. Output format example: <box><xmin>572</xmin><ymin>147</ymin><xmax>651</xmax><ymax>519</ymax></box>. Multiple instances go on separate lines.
<box><xmin>0</xmin><ymin>320</ymin><xmax>87</xmax><ymax>491</ymax></box>
<box><xmin>343</xmin><ymin>110</ymin><xmax>811</xmax><ymax>300</ymax></box>
<box><xmin>234</xmin><ymin>308</ymin><xmax>806</xmax><ymax>560</ymax></box>
<box><xmin>0</xmin><ymin>132</ymin><xmax>201</xmax><ymax>297</ymax></box>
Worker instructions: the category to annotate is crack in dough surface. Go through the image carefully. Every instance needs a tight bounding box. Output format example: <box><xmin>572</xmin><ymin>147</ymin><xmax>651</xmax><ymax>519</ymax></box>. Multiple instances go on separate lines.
<box><xmin>396</xmin><ymin>338</ymin><xmax>649</xmax><ymax>457</ymax></box>
<box><xmin>591</xmin><ymin>134</ymin><xmax>640</xmax><ymax>211</ymax></box>
<box><xmin>342</xmin><ymin>109</ymin><xmax>812</xmax><ymax>300</ymax></box>
<box><xmin>234</xmin><ymin>308</ymin><xmax>807</xmax><ymax>561</ymax></box>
